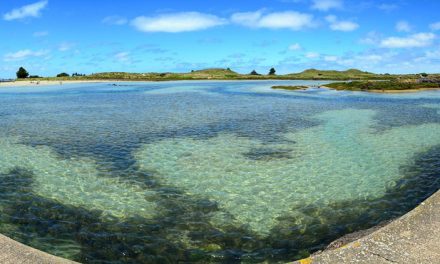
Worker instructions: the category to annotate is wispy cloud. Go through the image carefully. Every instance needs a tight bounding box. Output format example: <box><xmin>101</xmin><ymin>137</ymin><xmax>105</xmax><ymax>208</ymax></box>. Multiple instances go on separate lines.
<box><xmin>324</xmin><ymin>55</ymin><xmax>338</xmax><ymax>62</ymax></box>
<box><xmin>131</xmin><ymin>12</ymin><xmax>226</xmax><ymax>33</ymax></box>
<box><xmin>114</xmin><ymin>52</ymin><xmax>131</xmax><ymax>63</ymax></box>
<box><xmin>396</xmin><ymin>21</ymin><xmax>411</xmax><ymax>32</ymax></box>
<box><xmin>288</xmin><ymin>43</ymin><xmax>302</xmax><ymax>51</ymax></box>
<box><xmin>3</xmin><ymin>0</ymin><xmax>48</xmax><ymax>21</ymax></box>
<box><xmin>3</xmin><ymin>49</ymin><xmax>49</xmax><ymax>61</ymax></box>
<box><xmin>231</xmin><ymin>10</ymin><xmax>315</xmax><ymax>30</ymax></box>
<box><xmin>430</xmin><ymin>22</ymin><xmax>440</xmax><ymax>31</ymax></box>
<box><xmin>135</xmin><ymin>44</ymin><xmax>169</xmax><ymax>54</ymax></box>
<box><xmin>102</xmin><ymin>15</ymin><xmax>128</xmax><ymax>25</ymax></box>
<box><xmin>58</xmin><ymin>42</ymin><xmax>75</xmax><ymax>52</ymax></box>
<box><xmin>198</xmin><ymin>37</ymin><xmax>223</xmax><ymax>44</ymax></box>
<box><xmin>311</xmin><ymin>0</ymin><xmax>343</xmax><ymax>11</ymax></box>
<box><xmin>33</xmin><ymin>31</ymin><xmax>49</xmax><ymax>37</ymax></box>
<box><xmin>380</xmin><ymin>33</ymin><xmax>436</xmax><ymax>48</ymax></box>
<box><xmin>326</xmin><ymin>15</ymin><xmax>359</xmax><ymax>31</ymax></box>
<box><xmin>378</xmin><ymin>3</ymin><xmax>398</xmax><ymax>11</ymax></box>
<box><xmin>359</xmin><ymin>31</ymin><xmax>382</xmax><ymax>45</ymax></box>
<box><xmin>305</xmin><ymin>52</ymin><xmax>320</xmax><ymax>59</ymax></box>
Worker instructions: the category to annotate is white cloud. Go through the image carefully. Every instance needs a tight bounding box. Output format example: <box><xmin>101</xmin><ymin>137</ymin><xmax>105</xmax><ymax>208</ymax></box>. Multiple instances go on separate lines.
<box><xmin>3</xmin><ymin>49</ymin><xmax>49</xmax><ymax>61</ymax></box>
<box><xmin>114</xmin><ymin>52</ymin><xmax>131</xmax><ymax>63</ymax></box>
<box><xmin>33</xmin><ymin>31</ymin><xmax>48</xmax><ymax>37</ymax></box>
<box><xmin>360</xmin><ymin>31</ymin><xmax>381</xmax><ymax>45</ymax></box>
<box><xmin>380</xmin><ymin>33</ymin><xmax>436</xmax><ymax>48</ymax></box>
<box><xmin>288</xmin><ymin>43</ymin><xmax>302</xmax><ymax>51</ymax></box>
<box><xmin>396</xmin><ymin>21</ymin><xmax>411</xmax><ymax>32</ymax></box>
<box><xmin>423</xmin><ymin>49</ymin><xmax>440</xmax><ymax>59</ymax></box>
<box><xmin>305</xmin><ymin>52</ymin><xmax>320</xmax><ymax>58</ymax></box>
<box><xmin>58</xmin><ymin>42</ymin><xmax>75</xmax><ymax>52</ymax></box>
<box><xmin>131</xmin><ymin>12</ymin><xmax>226</xmax><ymax>33</ymax></box>
<box><xmin>324</xmin><ymin>55</ymin><xmax>338</xmax><ymax>62</ymax></box>
<box><xmin>102</xmin><ymin>16</ymin><xmax>127</xmax><ymax>25</ymax></box>
<box><xmin>3</xmin><ymin>0</ymin><xmax>48</xmax><ymax>21</ymax></box>
<box><xmin>231</xmin><ymin>11</ymin><xmax>263</xmax><ymax>27</ymax></box>
<box><xmin>311</xmin><ymin>0</ymin><xmax>343</xmax><ymax>11</ymax></box>
<box><xmin>326</xmin><ymin>15</ymin><xmax>359</xmax><ymax>31</ymax></box>
<box><xmin>359</xmin><ymin>54</ymin><xmax>383</xmax><ymax>62</ymax></box>
<box><xmin>430</xmin><ymin>22</ymin><xmax>440</xmax><ymax>31</ymax></box>
<box><xmin>231</xmin><ymin>10</ymin><xmax>315</xmax><ymax>30</ymax></box>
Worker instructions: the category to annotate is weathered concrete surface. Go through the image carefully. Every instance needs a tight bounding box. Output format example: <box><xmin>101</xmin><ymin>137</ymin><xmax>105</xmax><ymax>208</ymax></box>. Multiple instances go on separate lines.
<box><xmin>295</xmin><ymin>189</ymin><xmax>440</xmax><ymax>263</ymax></box>
<box><xmin>0</xmin><ymin>234</ymin><xmax>78</xmax><ymax>264</ymax></box>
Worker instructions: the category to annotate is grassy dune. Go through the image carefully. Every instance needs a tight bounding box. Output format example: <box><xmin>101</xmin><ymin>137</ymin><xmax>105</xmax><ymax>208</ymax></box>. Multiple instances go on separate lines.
<box><xmin>326</xmin><ymin>80</ymin><xmax>440</xmax><ymax>92</ymax></box>
<box><xmin>19</xmin><ymin>68</ymin><xmax>401</xmax><ymax>82</ymax></box>
<box><xmin>271</xmin><ymin>85</ymin><xmax>309</xmax><ymax>90</ymax></box>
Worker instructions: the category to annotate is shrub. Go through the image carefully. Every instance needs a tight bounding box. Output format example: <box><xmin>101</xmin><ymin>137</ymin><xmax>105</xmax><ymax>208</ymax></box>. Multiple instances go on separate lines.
<box><xmin>268</xmin><ymin>68</ymin><xmax>276</xmax><ymax>75</ymax></box>
<box><xmin>57</xmin><ymin>73</ymin><xmax>70</xmax><ymax>77</ymax></box>
<box><xmin>250</xmin><ymin>70</ymin><xmax>260</xmax><ymax>75</ymax></box>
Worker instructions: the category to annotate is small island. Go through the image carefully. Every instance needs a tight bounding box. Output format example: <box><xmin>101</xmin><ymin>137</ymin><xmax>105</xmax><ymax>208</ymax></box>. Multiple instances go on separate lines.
<box><xmin>325</xmin><ymin>80</ymin><xmax>440</xmax><ymax>93</ymax></box>
<box><xmin>271</xmin><ymin>85</ymin><xmax>309</xmax><ymax>90</ymax></box>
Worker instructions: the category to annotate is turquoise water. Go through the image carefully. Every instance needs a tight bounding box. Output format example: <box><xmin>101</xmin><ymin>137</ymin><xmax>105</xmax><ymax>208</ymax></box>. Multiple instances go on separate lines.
<box><xmin>0</xmin><ymin>81</ymin><xmax>439</xmax><ymax>263</ymax></box>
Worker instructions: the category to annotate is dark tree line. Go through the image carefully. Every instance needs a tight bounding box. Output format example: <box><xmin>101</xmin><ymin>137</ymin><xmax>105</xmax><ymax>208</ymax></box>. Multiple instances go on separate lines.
<box><xmin>15</xmin><ymin>67</ymin><xmax>87</xmax><ymax>79</ymax></box>
<box><xmin>249</xmin><ymin>68</ymin><xmax>276</xmax><ymax>76</ymax></box>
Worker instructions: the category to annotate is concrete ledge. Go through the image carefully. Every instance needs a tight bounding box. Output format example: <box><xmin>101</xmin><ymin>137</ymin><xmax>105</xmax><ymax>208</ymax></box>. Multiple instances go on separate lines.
<box><xmin>0</xmin><ymin>234</ymin><xmax>78</xmax><ymax>264</ymax></box>
<box><xmin>295</xmin><ymin>189</ymin><xmax>440</xmax><ymax>263</ymax></box>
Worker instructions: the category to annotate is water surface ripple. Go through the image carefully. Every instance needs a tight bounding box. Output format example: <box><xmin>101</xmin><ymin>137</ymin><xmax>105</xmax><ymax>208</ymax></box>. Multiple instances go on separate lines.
<box><xmin>0</xmin><ymin>81</ymin><xmax>439</xmax><ymax>263</ymax></box>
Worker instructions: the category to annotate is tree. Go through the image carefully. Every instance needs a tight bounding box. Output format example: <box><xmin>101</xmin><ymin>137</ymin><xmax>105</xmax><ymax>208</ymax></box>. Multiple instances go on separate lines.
<box><xmin>57</xmin><ymin>72</ymin><xmax>70</xmax><ymax>77</ymax></box>
<box><xmin>420</xmin><ymin>73</ymin><xmax>428</xmax><ymax>77</ymax></box>
<box><xmin>250</xmin><ymin>70</ymin><xmax>260</xmax><ymax>75</ymax></box>
<box><xmin>268</xmin><ymin>68</ymin><xmax>276</xmax><ymax>75</ymax></box>
<box><xmin>16</xmin><ymin>67</ymin><xmax>29</xmax><ymax>79</ymax></box>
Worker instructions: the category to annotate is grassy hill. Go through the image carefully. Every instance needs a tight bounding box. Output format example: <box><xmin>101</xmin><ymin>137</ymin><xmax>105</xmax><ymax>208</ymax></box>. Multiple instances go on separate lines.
<box><xmin>284</xmin><ymin>69</ymin><xmax>387</xmax><ymax>80</ymax></box>
<box><xmin>19</xmin><ymin>68</ymin><xmax>438</xmax><ymax>82</ymax></box>
<box><xmin>326</xmin><ymin>80</ymin><xmax>440</xmax><ymax>91</ymax></box>
<box><xmin>83</xmin><ymin>68</ymin><xmax>395</xmax><ymax>81</ymax></box>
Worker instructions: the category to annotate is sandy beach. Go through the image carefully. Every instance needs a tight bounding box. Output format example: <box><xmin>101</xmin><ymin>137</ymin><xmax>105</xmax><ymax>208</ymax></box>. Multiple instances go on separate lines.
<box><xmin>0</xmin><ymin>80</ymin><xmax>112</xmax><ymax>87</ymax></box>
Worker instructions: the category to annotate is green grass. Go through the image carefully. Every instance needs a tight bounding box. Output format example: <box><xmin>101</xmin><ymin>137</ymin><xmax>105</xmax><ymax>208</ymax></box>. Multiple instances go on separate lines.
<box><xmin>283</xmin><ymin>69</ymin><xmax>388</xmax><ymax>80</ymax></box>
<box><xmin>14</xmin><ymin>68</ymin><xmax>440</xmax><ymax>82</ymax></box>
<box><xmin>271</xmin><ymin>85</ymin><xmax>309</xmax><ymax>90</ymax></box>
<box><xmin>325</xmin><ymin>80</ymin><xmax>440</xmax><ymax>91</ymax></box>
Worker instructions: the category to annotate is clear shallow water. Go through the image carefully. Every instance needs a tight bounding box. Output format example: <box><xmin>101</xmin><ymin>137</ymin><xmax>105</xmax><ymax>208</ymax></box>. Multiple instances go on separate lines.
<box><xmin>0</xmin><ymin>81</ymin><xmax>439</xmax><ymax>263</ymax></box>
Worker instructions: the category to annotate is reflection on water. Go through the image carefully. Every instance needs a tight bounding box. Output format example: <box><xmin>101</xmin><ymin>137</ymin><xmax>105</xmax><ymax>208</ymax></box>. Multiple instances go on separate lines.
<box><xmin>0</xmin><ymin>81</ymin><xmax>439</xmax><ymax>263</ymax></box>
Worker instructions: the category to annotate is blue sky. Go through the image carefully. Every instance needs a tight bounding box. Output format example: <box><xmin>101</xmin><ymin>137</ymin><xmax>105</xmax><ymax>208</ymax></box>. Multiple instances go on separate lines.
<box><xmin>1</xmin><ymin>0</ymin><xmax>440</xmax><ymax>78</ymax></box>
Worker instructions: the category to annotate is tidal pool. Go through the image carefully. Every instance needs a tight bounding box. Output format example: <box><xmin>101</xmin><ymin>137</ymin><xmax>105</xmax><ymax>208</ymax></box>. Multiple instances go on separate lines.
<box><xmin>0</xmin><ymin>81</ymin><xmax>439</xmax><ymax>263</ymax></box>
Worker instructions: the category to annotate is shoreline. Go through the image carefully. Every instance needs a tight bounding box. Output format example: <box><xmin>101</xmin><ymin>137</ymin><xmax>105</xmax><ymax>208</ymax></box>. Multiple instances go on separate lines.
<box><xmin>368</xmin><ymin>87</ymin><xmax>440</xmax><ymax>93</ymax></box>
<box><xmin>2</xmin><ymin>80</ymin><xmax>440</xmax><ymax>94</ymax></box>
<box><xmin>0</xmin><ymin>80</ymin><xmax>114</xmax><ymax>87</ymax></box>
<box><xmin>316</xmin><ymin>85</ymin><xmax>440</xmax><ymax>94</ymax></box>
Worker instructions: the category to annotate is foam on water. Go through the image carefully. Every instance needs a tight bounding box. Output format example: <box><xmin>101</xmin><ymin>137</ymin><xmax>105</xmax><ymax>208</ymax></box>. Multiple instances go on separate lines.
<box><xmin>0</xmin><ymin>136</ymin><xmax>157</xmax><ymax>219</ymax></box>
<box><xmin>135</xmin><ymin>108</ymin><xmax>440</xmax><ymax>235</ymax></box>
